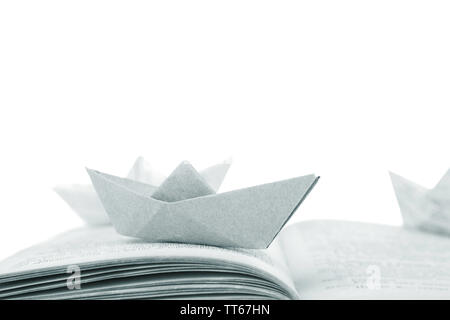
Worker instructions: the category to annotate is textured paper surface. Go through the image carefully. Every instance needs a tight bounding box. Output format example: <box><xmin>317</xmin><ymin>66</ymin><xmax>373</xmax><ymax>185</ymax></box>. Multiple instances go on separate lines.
<box><xmin>54</xmin><ymin>157</ymin><xmax>231</xmax><ymax>225</ymax></box>
<box><xmin>87</xmin><ymin>165</ymin><xmax>318</xmax><ymax>248</ymax></box>
<box><xmin>151</xmin><ymin>161</ymin><xmax>215</xmax><ymax>202</ymax></box>
<box><xmin>390</xmin><ymin>170</ymin><xmax>450</xmax><ymax>235</ymax></box>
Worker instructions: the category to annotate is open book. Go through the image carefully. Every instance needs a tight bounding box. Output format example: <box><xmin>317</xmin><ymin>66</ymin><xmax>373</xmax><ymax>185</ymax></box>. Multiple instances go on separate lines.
<box><xmin>1</xmin><ymin>220</ymin><xmax>450</xmax><ymax>299</ymax></box>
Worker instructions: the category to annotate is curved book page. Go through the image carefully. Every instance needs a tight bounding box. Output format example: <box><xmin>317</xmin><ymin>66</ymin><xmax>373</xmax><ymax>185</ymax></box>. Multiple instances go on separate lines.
<box><xmin>0</xmin><ymin>226</ymin><xmax>297</xmax><ymax>300</ymax></box>
<box><xmin>279</xmin><ymin>220</ymin><xmax>450</xmax><ymax>299</ymax></box>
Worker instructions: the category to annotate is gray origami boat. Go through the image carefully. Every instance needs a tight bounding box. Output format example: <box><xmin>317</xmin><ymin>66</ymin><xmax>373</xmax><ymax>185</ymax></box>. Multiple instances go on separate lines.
<box><xmin>390</xmin><ymin>169</ymin><xmax>450</xmax><ymax>236</ymax></box>
<box><xmin>87</xmin><ymin>161</ymin><xmax>319</xmax><ymax>248</ymax></box>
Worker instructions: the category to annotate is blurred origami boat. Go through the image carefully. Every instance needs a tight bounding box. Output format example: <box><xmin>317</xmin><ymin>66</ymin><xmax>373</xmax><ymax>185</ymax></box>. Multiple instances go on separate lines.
<box><xmin>390</xmin><ymin>169</ymin><xmax>450</xmax><ymax>236</ymax></box>
<box><xmin>54</xmin><ymin>157</ymin><xmax>231</xmax><ymax>225</ymax></box>
<box><xmin>87</xmin><ymin>161</ymin><xmax>319</xmax><ymax>248</ymax></box>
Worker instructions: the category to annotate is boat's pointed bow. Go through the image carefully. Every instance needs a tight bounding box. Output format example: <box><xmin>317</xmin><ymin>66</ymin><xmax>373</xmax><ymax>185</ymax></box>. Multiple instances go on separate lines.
<box><xmin>169</xmin><ymin>174</ymin><xmax>319</xmax><ymax>249</ymax></box>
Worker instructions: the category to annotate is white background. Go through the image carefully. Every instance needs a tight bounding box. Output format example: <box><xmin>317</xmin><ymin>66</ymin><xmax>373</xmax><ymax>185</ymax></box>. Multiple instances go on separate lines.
<box><xmin>0</xmin><ymin>1</ymin><xmax>449</xmax><ymax>261</ymax></box>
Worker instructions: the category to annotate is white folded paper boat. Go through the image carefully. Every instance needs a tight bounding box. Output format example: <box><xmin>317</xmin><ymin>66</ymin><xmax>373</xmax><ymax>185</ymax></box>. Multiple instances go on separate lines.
<box><xmin>87</xmin><ymin>161</ymin><xmax>319</xmax><ymax>249</ymax></box>
<box><xmin>390</xmin><ymin>169</ymin><xmax>450</xmax><ymax>236</ymax></box>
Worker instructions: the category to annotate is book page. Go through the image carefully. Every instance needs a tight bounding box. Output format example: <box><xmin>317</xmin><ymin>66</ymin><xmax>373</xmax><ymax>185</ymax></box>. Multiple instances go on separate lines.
<box><xmin>279</xmin><ymin>220</ymin><xmax>450</xmax><ymax>299</ymax></box>
<box><xmin>0</xmin><ymin>226</ymin><xmax>297</xmax><ymax>299</ymax></box>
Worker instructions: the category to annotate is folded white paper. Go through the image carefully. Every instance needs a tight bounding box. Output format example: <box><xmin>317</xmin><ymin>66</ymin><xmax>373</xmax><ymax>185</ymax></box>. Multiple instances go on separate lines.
<box><xmin>390</xmin><ymin>169</ymin><xmax>450</xmax><ymax>235</ymax></box>
<box><xmin>87</xmin><ymin>162</ymin><xmax>319</xmax><ymax>249</ymax></box>
<box><xmin>54</xmin><ymin>157</ymin><xmax>231</xmax><ymax>225</ymax></box>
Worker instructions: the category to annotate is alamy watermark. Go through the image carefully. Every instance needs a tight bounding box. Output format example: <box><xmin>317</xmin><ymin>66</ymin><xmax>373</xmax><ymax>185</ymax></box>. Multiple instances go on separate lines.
<box><xmin>66</xmin><ymin>265</ymin><xmax>81</xmax><ymax>290</ymax></box>
<box><xmin>366</xmin><ymin>265</ymin><xmax>381</xmax><ymax>290</ymax></box>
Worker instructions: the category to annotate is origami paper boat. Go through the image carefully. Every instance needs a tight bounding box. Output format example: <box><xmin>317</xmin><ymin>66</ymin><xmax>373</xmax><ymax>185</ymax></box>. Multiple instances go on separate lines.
<box><xmin>54</xmin><ymin>157</ymin><xmax>231</xmax><ymax>225</ymax></box>
<box><xmin>390</xmin><ymin>169</ymin><xmax>450</xmax><ymax>236</ymax></box>
<box><xmin>87</xmin><ymin>161</ymin><xmax>319</xmax><ymax>248</ymax></box>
